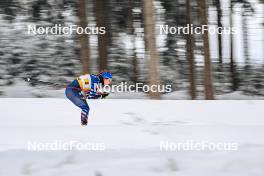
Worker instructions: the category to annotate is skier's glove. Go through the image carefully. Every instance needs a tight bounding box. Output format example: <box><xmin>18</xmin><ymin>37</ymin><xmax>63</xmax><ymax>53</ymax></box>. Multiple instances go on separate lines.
<box><xmin>101</xmin><ymin>92</ymin><xmax>109</xmax><ymax>99</ymax></box>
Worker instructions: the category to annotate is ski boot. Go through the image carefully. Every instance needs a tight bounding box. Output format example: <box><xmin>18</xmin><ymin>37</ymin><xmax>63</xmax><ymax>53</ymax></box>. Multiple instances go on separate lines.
<box><xmin>81</xmin><ymin>111</ymin><xmax>88</xmax><ymax>126</ymax></box>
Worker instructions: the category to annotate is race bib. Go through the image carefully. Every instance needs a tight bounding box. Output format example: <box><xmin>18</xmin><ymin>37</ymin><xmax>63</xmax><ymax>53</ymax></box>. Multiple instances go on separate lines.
<box><xmin>77</xmin><ymin>74</ymin><xmax>92</xmax><ymax>90</ymax></box>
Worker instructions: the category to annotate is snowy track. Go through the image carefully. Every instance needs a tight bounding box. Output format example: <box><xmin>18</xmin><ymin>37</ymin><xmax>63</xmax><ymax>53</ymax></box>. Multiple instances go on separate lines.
<box><xmin>0</xmin><ymin>99</ymin><xmax>264</xmax><ymax>176</ymax></box>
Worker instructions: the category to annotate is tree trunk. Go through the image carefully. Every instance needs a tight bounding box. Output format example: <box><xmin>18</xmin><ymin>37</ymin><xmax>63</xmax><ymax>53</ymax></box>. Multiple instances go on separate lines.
<box><xmin>143</xmin><ymin>0</ymin><xmax>161</xmax><ymax>99</ymax></box>
<box><xmin>197</xmin><ymin>0</ymin><xmax>215</xmax><ymax>99</ymax></box>
<box><xmin>94</xmin><ymin>0</ymin><xmax>109</xmax><ymax>71</ymax></box>
<box><xmin>78</xmin><ymin>0</ymin><xmax>90</xmax><ymax>74</ymax></box>
<box><xmin>229</xmin><ymin>2</ymin><xmax>238</xmax><ymax>91</ymax></box>
<box><xmin>242</xmin><ymin>12</ymin><xmax>250</xmax><ymax>69</ymax></box>
<box><xmin>128</xmin><ymin>0</ymin><xmax>138</xmax><ymax>84</ymax></box>
<box><xmin>215</xmin><ymin>0</ymin><xmax>223</xmax><ymax>64</ymax></box>
<box><xmin>186</xmin><ymin>0</ymin><xmax>196</xmax><ymax>99</ymax></box>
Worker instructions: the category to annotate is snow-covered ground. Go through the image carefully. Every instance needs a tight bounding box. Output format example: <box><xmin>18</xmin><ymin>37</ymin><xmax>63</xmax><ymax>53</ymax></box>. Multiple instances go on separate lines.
<box><xmin>1</xmin><ymin>99</ymin><xmax>264</xmax><ymax>176</ymax></box>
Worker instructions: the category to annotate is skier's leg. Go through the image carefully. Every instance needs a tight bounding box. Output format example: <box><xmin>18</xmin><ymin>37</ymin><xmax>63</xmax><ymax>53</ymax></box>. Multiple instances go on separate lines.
<box><xmin>65</xmin><ymin>88</ymin><xmax>90</xmax><ymax>125</ymax></box>
<box><xmin>80</xmin><ymin>105</ymin><xmax>89</xmax><ymax>125</ymax></box>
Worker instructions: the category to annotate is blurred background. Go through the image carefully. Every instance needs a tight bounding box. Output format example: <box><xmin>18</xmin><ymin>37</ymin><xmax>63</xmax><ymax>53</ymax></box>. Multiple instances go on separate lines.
<box><xmin>0</xmin><ymin>0</ymin><xmax>263</xmax><ymax>99</ymax></box>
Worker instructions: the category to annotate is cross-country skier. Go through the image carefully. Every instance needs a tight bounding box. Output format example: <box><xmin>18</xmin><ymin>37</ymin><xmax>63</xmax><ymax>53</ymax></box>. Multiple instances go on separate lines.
<box><xmin>65</xmin><ymin>71</ymin><xmax>112</xmax><ymax>126</ymax></box>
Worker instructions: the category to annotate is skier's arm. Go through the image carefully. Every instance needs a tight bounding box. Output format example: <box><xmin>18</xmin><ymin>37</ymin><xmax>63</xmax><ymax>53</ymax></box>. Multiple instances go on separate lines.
<box><xmin>87</xmin><ymin>91</ymin><xmax>109</xmax><ymax>99</ymax></box>
<box><xmin>87</xmin><ymin>90</ymin><xmax>102</xmax><ymax>99</ymax></box>
<box><xmin>88</xmin><ymin>92</ymin><xmax>102</xmax><ymax>99</ymax></box>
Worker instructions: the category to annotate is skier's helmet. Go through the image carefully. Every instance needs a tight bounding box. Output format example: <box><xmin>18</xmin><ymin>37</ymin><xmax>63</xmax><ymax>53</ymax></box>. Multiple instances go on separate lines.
<box><xmin>100</xmin><ymin>71</ymin><xmax>112</xmax><ymax>80</ymax></box>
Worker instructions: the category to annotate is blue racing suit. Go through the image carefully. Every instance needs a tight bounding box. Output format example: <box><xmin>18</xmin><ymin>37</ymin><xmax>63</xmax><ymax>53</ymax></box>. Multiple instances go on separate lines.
<box><xmin>65</xmin><ymin>74</ymin><xmax>102</xmax><ymax>122</ymax></box>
